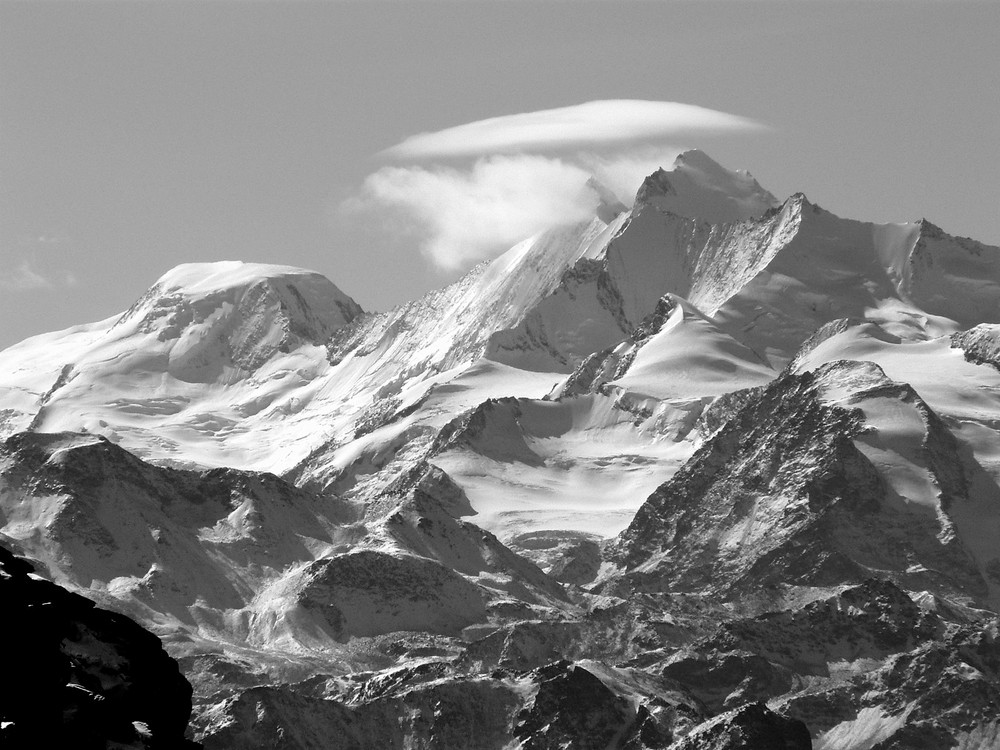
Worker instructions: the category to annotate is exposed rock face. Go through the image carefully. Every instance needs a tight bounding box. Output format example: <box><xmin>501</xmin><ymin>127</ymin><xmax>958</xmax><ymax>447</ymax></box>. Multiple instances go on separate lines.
<box><xmin>778</xmin><ymin>612</ymin><xmax>1000</xmax><ymax>749</ymax></box>
<box><xmin>278</xmin><ymin>550</ymin><xmax>489</xmax><ymax>642</ymax></box>
<box><xmin>0</xmin><ymin>543</ymin><xmax>199</xmax><ymax>749</ymax></box>
<box><xmin>378</xmin><ymin>471</ymin><xmax>568</xmax><ymax>603</ymax></box>
<box><xmin>0</xmin><ymin>431</ymin><xmax>361</xmax><ymax>648</ymax></box>
<box><xmin>196</xmin><ymin>659</ymin><xmax>707</xmax><ymax>750</ymax></box>
<box><xmin>4</xmin><ymin>154</ymin><xmax>1000</xmax><ymax>749</ymax></box>
<box><xmin>658</xmin><ymin>580</ymin><xmax>944</xmax><ymax>712</ymax></box>
<box><xmin>608</xmin><ymin>365</ymin><xmax>871</xmax><ymax>593</ymax></box>
<box><xmin>508</xmin><ymin>530</ymin><xmax>603</xmax><ymax>585</ymax></box>
<box><xmin>606</xmin><ymin>361</ymin><xmax>1000</xmax><ymax>609</ymax></box>
<box><xmin>429</xmin><ymin>398</ymin><xmax>546</xmax><ymax>466</ymax></box>
<box><xmin>512</xmin><ymin>661</ymin><xmax>704</xmax><ymax>750</ymax></box>
<box><xmin>670</xmin><ymin>703</ymin><xmax>811</xmax><ymax>750</ymax></box>
<box><xmin>195</xmin><ymin>668</ymin><xmax>526</xmax><ymax>750</ymax></box>
<box><xmin>952</xmin><ymin>323</ymin><xmax>1000</xmax><ymax>371</ymax></box>
<box><xmin>513</xmin><ymin>662</ymin><xmax>636</xmax><ymax>749</ymax></box>
<box><xmin>553</xmin><ymin>295</ymin><xmax>681</xmax><ymax>399</ymax></box>
<box><xmin>0</xmin><ymin>430</ymin><xmax>576</xmax><ymax>659</ymax></box>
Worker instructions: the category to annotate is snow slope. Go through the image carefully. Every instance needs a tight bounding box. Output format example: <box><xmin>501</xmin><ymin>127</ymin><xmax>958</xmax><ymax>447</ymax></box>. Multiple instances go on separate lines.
<box><xmin>2</xmin><ymin>151</ymin><xmax>1000</xmax><ymax>748</ymax></box>
<box><xmin>2</xmin><ymin>153</ymin><xmax>1000</xmax><ymax>547</ymax></box>
<box><xmin>0</xmin><ymin>262</ymin><xmax>363</xmax><ymax>470</ymax></box>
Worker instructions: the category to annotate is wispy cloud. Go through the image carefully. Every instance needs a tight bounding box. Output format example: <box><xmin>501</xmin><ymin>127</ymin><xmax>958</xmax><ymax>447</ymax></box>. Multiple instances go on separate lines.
<box><xmin>382</xmin><ymin>100</ymin><xmax>766</xmax><ymax>160</ymax></box>
<box><xmin>343</xmin><ymin>155</ymin><xmax>605</xmax><ymax>270</ymax></box>
<box><xmin>576</xmin><ymin>147</ymin><xmax>687</xmax><ymax>205</ymax></box>
<box><xmin>0</xmin><ymin>260</ymin><xmax>55</xmax><ymax>291</ymax></box>
<box><xmin>343</xmin><ymin>100</ymin><xmax>767</xmax><ymax>270</ymax></box>
<box><xmin>0</xmin><ymin>235</ymin><xmax>78</xmax><ymax>291</ymax></box>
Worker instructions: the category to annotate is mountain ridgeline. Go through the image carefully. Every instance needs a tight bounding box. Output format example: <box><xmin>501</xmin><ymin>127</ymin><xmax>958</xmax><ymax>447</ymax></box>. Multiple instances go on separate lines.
<box><xmin>2</xmin><ymin>150</ymin><xmax>1000</xmax><ymax>748</ymax></box>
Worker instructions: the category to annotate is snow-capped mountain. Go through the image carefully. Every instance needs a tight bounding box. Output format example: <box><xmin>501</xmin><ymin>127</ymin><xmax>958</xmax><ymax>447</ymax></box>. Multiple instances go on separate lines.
<box><xmin>0</xmin><ymin>261</ymin><xmax>363</xmax><ymax>470</ymax></box>
<box><xmin>3</xmin><ymin>150</ymin><xmax>1000</xmax><ymax>748</ymax></box>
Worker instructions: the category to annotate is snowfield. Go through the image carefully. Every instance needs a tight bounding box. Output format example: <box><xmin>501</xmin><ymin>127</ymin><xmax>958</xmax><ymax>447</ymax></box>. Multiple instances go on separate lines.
<box><xmin>3</xmin><ymin>150</ymin><xmax>1000</xmax><ymax>749</ymax></box>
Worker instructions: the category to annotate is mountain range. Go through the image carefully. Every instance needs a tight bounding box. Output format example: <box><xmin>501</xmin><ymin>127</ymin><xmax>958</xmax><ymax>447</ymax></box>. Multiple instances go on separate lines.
<box><xmin>2</xmin><ymin>150</ymin><xmax>999</xmax><ymax>748</ymax></box>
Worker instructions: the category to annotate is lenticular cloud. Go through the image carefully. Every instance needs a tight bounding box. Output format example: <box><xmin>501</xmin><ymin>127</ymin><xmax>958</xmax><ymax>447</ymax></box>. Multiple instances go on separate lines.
<box><xmin>381</xmin><ymin>100</ymin><xmax>766</xmax><ymax>160</ymax></box>
<box><xmin>344</xmin><ymin>100</ymin><xmax>768</xmax><ymax>270</ymax></box>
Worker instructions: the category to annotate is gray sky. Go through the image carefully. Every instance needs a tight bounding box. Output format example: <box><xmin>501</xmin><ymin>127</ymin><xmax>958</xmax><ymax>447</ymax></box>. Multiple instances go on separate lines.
<box><xmin>2</xmin><ymin>1</ymin><xmax>998</xmax><ymax>349</ymax></box>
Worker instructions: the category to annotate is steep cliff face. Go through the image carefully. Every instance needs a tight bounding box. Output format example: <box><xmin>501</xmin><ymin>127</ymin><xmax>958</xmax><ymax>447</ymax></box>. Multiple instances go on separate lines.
<box><xmin>325</xmin><ymin>209</ymin><xmax>633</xmax><ymax>382</ymax></box>
<box><xmin>0</xmin><ymin>543</ymin><xmax>199</xmax><ymax>749</ymax></box>
<box><xmin>3</xmin><ymin>152</ymin><xmax>1000</xmax><ymax>748</ymax></box>
<box><xmin>605</xmin><ymin>361</ymin><xmax>1000</xmax><ymax>609</ymax></box>
<box><xmin>952</xmin><ymin>323</ymin><xmax>1000</xmax><ymax>371</ymax></box>
<box><xmin>901</xmin><ymin>219</ymin><xmax>1000</xmax><ymax>326</ymax></box>
<box><xmin>633</xmin><ymin>149</ymin><xmax>780</xmax><ymax>224</ymax></box>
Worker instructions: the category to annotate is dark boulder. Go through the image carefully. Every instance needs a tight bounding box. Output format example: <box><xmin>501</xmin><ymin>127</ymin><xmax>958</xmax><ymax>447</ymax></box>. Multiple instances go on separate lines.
<box><xmin>0</xmin><ymin>543</ymin><xmax>199</xmax><ymax>749</ymax></box>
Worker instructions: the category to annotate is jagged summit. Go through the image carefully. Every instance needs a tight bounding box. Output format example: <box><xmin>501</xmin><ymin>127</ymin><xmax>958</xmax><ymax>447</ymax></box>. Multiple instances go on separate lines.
<box><xmin>633</xmin><ymin>148</ymin><xmax>780</xmax><ymax>223</ymax></box>
<box><xmin>3</xmin><ymin>151</ymin><xmax>1000</xmax><ymax>749</ymax></box>
<box><xmin>634</xmin><ymin>168</ymin><xmax>676</xmax><ymax>203</ymax></box>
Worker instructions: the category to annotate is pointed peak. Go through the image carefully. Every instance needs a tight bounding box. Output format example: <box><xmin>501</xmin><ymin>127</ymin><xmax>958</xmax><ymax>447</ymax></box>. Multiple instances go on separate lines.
<box><xmin>783</xmin><ymin>192</ymin><xmax>818</xmax><ymax>212</ymax></box>
<box><xmin>918</xmin><ymin>217</ymin><xmax>945</xmax><ymax>239</ymax></box>
<box><xmin>632</xmin><ymin>151</ymin><xmax>780</xmax><ymax>223</ymax></box>
<box><xmin>672</xmin><ymin>148</ymin><xmax>726</xmax><ymax>173</ymax></box>
<box><xmin>633</xmin><ymin>168</ymin><xmax>676</xmax><ymax>206</ymax></box>
<box><xmin>672</xmin><ymin>149</ymin><xmax>764</xmax><ymax>188</ymax></box>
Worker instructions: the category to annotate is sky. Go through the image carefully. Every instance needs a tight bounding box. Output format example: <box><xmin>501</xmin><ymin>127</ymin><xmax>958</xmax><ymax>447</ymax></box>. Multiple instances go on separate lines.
<box><xmin>1</xmin><ymin>0</ymin><xmax>998</xmax><ymax>349</ymax></box>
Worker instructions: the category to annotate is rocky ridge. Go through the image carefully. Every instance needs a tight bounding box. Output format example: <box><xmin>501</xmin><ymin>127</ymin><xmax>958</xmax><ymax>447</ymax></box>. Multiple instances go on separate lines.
<box><xmin>0</xmin><ymin>543</ymin><xmax>200</xmax><ymax>749</ymax></box>
<box><xmin>2</xmin><ymin>151</ymin><xmax>1000</xmax><ymax>747</ymax></box>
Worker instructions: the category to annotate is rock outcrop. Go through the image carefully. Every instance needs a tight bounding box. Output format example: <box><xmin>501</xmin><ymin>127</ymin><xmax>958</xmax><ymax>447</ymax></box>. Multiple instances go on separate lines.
<box><xmin>0</xmin><ymin>543</ymin><xmax>199</xmax><ymax>749</ymax></box>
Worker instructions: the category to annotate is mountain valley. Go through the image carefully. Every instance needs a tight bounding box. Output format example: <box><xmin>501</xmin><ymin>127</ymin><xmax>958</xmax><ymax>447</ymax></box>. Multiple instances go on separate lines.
<box><xmin>2</xmin><ymin>150</ymin><xmax>1000</xmax><ymax>748</ymax></box>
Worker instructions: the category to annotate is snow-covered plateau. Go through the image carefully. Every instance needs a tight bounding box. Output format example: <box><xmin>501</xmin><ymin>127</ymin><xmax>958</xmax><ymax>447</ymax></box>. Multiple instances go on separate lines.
<box><xmin>2</xmin><ymin>150</ymin><xmax>1000</xmax><ymax>749</ymax></box>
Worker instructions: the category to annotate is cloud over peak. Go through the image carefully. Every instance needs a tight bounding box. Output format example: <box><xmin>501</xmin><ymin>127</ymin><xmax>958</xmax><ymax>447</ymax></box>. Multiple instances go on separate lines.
<box><xmin>342</xmin><ymin>100</ymin><xmax>769</xmax><ymax>271</ymax></box>
<box><xmin>342</xmin><ymin>155</ymin><xmax>604</xmax><ymax>271</ymax></box>
<box><xmin>381</xmin><ymin>100</ymin><xmax>767</xmax><ymax>160</ymax></box>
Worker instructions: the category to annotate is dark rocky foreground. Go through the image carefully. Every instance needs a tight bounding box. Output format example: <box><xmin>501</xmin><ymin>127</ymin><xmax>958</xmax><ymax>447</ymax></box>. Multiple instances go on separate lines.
<box><xmin>186</xmin><ymin>578</ymin><xmax>1000</xmax><ymax>749</ymax></box>
<box><xmin>0</xmin><ymin>543</ymin><xmax>200</xmax><ymax>749</ymax></box>
<box><xmin>192</xmin><ymin>658</ymin><xmax>811</xmax><ymax>750</ymax></box>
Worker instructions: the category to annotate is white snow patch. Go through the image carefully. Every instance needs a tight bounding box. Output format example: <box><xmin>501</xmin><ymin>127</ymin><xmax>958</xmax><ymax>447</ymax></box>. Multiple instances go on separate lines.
<box><xmin>814</xmin><ymin>706</ymin><xmax>910</xmax><ymax>750</ymax></box>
